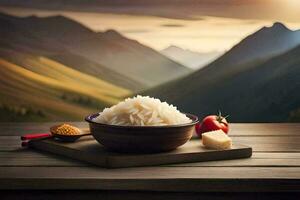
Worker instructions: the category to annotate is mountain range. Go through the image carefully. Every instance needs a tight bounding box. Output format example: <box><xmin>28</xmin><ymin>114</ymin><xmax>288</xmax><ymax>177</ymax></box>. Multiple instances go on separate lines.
<box><xmin>0</xmin><ymin>13</ymin><xmax>190</xmax><ymax>90</ymax></box>
<box><xmin>145</xmin><ymin>22</ymin><xmax>300</xmax><ymax>122</ymax></box>
<box><xmin>161</xmin><ymin>45</ymin><xmax>222</xmax><ymax>69</ymax></box>
<box><xmin>210</xmin><ymin>22</ymin><xmax>300</xmax><ymax>68</ymax></box>
<box><xmin>0</xmin><ymin>12</ymin><xmax>190</xmax><ymax>121</ymax></box>
<box><xmin>1</xmin><ymin>10</ymin><xmax>299</xmax><ymax>122</ymax></box>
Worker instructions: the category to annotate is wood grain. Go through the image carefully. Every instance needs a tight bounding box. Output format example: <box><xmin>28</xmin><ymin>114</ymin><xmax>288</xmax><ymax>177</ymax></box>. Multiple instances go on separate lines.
<box><xmin>1</xmin><ymin>151</ymin><xmax>300</xmax><ymax>167</ymax></box>
<box><xmin>0</xmin><ymin>151</ymin><xmax>87</xmax><ymax>167</ymax></box>
<box><xmin>1</xmin><ymin>167</ymin><xmax>300</xmax><ymax>192</ymax></box>
<box><xmin>1</xmin><ymin>123</ymin><xmax>299</xmax><ymax>136</ymax></box>
<box><xmin>0</xmin><ymin>123</ymin><xmax>299</xmax><ymax>193</ymax></box>
<box><xmin>223</xmin><ymin>123</ymin><xmax>300</xmax><ymax>136</ymax></box>
<box><xmin>27</xmin><ymin>137</ymin><xmax>252</xmax><ymax>168</ymax></box>
<box><xmin>2</xmin><ymin>135</ymin><xmax>300</xmax><ymax>152</ymax></box>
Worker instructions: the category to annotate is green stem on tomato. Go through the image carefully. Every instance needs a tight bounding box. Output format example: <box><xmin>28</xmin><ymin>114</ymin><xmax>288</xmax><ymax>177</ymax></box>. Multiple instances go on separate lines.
<box><xmin>217</xmin><ymin>110</ymin><xmax>229</xmax><ymax>122</ymax></box>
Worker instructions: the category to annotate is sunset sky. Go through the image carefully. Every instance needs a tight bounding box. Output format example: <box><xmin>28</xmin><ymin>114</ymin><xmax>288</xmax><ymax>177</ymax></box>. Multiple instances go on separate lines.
<box><xmin>1</xmin><ymin>0</ymin><xmax>300</xmax><ymax>53</ymax></box>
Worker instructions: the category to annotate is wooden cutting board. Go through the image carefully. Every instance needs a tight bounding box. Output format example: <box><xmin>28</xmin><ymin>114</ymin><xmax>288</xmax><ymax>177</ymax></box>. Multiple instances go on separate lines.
<box><xmin>28</xmin><ymin>136</ymin><xmax>252</xmax><ymax>168</ymax></box>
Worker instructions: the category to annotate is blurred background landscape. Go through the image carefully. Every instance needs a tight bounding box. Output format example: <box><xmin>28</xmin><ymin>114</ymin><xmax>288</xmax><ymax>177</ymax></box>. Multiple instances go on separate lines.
<box><xmin>0</xmin><ymin>0</ymin><xmax>299</xmax><ymax>122</ymax></box>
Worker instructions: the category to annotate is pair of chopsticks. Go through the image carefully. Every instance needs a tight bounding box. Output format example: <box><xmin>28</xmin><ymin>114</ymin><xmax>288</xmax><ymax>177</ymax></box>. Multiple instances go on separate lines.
<box><xmin>20</xmin><ymin>133</ymin><xmax>52</xmax><ymax>147</ymax></box>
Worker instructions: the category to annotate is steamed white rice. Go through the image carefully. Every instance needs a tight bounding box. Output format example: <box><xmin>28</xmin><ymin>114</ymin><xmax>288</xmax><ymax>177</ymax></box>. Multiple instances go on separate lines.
<box><xmin>93</xmin><ymin>95</ymin><xmax>192</xmax><ymax>126</ymax></box>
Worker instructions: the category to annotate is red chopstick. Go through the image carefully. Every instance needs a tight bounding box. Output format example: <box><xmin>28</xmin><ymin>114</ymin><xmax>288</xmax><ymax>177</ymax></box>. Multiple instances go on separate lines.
<box><xmin>21</xmin><ymin>133</ymin><xmax>52</xmax><ymax>141</ymax></box>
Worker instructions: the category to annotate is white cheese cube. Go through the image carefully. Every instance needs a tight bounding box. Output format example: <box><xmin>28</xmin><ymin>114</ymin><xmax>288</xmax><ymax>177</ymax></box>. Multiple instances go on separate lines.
<box><xmin>202</xmin><ymin>130</ymin><xmax>232</xmax><ymax>150</ymax></box>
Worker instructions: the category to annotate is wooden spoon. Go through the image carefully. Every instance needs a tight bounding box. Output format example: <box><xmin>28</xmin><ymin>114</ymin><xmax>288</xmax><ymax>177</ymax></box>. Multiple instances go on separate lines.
<box><xmin>50</xmin><ymin>124</ymin><xmax>90</xmax><ymax>142</ymax></box>
<box><xmin>21</xmin><ymin>125</ymin><xmax>90</xmax><ymax>142</ymax></box>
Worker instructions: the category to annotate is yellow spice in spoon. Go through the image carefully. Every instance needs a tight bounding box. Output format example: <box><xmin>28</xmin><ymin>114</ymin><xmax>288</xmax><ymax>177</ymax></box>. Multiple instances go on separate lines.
<box><xmin>55</xmin><ymin>124</ymin><xmax>81</xmax><ymax>135</ymax></box>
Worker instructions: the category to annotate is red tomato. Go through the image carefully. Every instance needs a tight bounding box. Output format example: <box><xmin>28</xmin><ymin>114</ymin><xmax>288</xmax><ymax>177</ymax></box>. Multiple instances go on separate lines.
<box><xmin>195</xmin><ymin>113</ymin><xmax>229</xmax><ymax>137</ymax></box>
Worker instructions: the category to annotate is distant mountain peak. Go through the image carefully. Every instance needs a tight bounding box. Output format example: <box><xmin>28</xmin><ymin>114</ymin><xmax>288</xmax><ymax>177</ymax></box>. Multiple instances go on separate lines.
<box><xmin>41</xmin><ymin>15</ymin><xmax>82</xmax><ymax>26</ymax></box>
<box><xmin>270</xmin><ymin>22</ymin><xmax>289</xmax><ymax>31</ymax></box>
<box><xmin>161</xmin><ymin>45</ymin><xmax>221</xmax><ymax>69</ymax></box>
<box><xmin>0</xmin><ymin>12</ymin><xmax>72</xmax><ymax>24</ymax></box>
<box><xmin>202</xmin><ymin>21</ymin><xmax>300</xmax><ymax>73</ymax></box>
<box><xmin>259</xmin><ymin>22</ymin><xmax>290</xmax><ymax>33</ymax></box>
<box><xmin>103</xmin><ymin>29</ymin><xmax>123</xmax><ymax>38</ymax></box>
<box><xmin>163</xmin><ymin>45</ymin><xmax>197</xmax><ymax>54</ymax></box>
<box><xmin>23</xmin><ymin>14</ymin><xmax>69</xmax><ymax>22</ymax></box>
<box><xmin>165</xmin><ymin>45</ymin><xmax>184</xmax><ymax>50</ymax></box>
<box><xmin>45</xmin><ymin>14</ymin><xmax>69</xmax><ymax>21</ymax></box>
<box><xmin>24</xmin><ymin>14</ymin><xmax>94</xmax><ymax>33</ymax></box>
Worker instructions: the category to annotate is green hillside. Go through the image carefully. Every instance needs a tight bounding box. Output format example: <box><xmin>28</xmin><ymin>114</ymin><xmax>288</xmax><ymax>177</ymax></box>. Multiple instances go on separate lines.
<box><xmin>49</xmin><ymin>53</ymin><xmax>144</xmax><ymax>91</ymax></box>
<box><xmin>0</xmin><ymin>47</ymin><xmax>145</xmax><ymax>92</ymax></box>
<box><xmin>0</xmin><ymin>56</ymin><xmax>131</xmax><ymax>121</ymax></box>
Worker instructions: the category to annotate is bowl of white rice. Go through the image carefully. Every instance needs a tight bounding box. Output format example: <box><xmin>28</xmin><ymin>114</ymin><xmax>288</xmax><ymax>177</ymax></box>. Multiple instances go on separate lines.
<box><xmin>85</xmin><ymin>95</ymin><xmax>198</xmax><ymax>153</ymax></box>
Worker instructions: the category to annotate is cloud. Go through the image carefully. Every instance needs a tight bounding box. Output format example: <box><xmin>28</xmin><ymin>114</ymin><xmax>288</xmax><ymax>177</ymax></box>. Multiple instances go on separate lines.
<box><xmin>160</xmin><ymin>23</ymin><xmax>185</xmax><ymax>28</ymax></box>
<box><xmin>1</xmin><ymin>0</ymin><xmax>299</xmax><ymax>22</ymax></box>
<box><xmin>122</xmin><ymin>29</ymin><xmax>151</xmax><ymax>33</ymax></box>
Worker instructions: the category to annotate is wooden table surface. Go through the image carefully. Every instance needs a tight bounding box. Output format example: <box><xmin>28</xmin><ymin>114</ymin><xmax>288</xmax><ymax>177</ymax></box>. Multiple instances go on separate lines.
<box><xmin>0</xmin><ymin>123</ymin><xmax>300</xmax><ymax>199</ymax></box>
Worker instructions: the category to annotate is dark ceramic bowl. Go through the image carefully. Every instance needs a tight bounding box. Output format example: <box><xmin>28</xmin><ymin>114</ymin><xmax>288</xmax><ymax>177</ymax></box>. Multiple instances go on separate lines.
<box><xmin>85</xmin><ymin>113</ymin><xmax>198</xmax><ymax>153</ymax></box>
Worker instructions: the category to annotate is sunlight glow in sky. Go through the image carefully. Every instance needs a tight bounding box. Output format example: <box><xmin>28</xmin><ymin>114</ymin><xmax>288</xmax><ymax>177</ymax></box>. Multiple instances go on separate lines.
<box><xmin>1</xmin><ymin>1</ymin><xmax>300</xmax><ymax>53</ymax></box>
